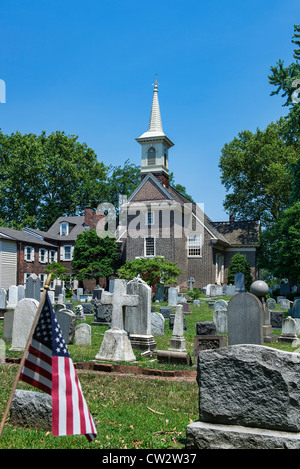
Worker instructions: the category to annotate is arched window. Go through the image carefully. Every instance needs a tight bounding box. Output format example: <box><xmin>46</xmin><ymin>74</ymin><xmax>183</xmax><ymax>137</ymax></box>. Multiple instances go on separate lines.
<box><xmin>147</xmin><ymin>147</ymin><xmax>156</xmax><ymax>165</ymax></box>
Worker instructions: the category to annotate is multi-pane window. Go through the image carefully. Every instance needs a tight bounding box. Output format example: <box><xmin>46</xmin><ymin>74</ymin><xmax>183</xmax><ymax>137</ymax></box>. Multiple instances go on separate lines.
<box><xmin>24</xmin><ymin>246</ymin><xmax>34</xmax><ymax>262</ymax></box>
<box><xmin>60</xmin><ymin>222</ymin><xmax>69</xmax><ymax>236</ymax></box>
<box><xmin>64</xmin><ymin>246</ymin><xmax>72</xmax><ymax>261</ymax></box>
<box><xmin>144</xmin><ymin>237</ymin><xmax>155</xmax><ymax>257</ymax></box>
<box><xmin>187</xmin><ymin>235</ymin><xmax>202</xmax><ymax>257</ymax></box>
<box><xmin>49</xmin><ymin>250</ymin><xmax>57</xmax><ymax>263</ymax></box>
<box><xmin>39</xmin><ymin>248</ymin><xmax>48</xmax><ymax>263</ymax></box>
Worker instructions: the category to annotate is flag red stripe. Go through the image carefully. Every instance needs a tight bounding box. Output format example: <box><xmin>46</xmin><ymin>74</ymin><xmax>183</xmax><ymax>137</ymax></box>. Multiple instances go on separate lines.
<box><xmin>28</xmin><ymin>344</ymin><xmax>52</xmax><ymax>365</ymax></box>
<box><xmin>19</xmin><ymin>373</ymin><xmax>52</xmax><ymax>394</ymax></box>
<box><xmin>51</xmin><ymin>356</ymin><xmax>60</xmax><ymax>437</ymax></box>
<box><xmin>74</xmin><ymin>367</ymin><xmax>87</xmax><ymax>435</ymax></box>
<box><xmin>21</xmin><ymin>357</ymin><xmax>52</xmax><ymax>382</ymax></box>
<box><xmin>64</xmin><ymin>357</ymin><xmax>74</xmax><ymax>436</ymax></box>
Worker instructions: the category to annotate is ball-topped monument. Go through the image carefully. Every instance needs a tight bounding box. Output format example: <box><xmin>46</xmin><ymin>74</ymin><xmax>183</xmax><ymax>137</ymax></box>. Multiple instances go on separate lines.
<box><xmin>250</xmin><ymin>280</ymin><xmax>269</xmax><ymax>297</ymax></box>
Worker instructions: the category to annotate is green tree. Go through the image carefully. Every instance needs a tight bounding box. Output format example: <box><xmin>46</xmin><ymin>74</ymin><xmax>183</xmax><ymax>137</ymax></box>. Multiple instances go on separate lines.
<box><xmin>227</xmin><ymin>253</ymin><xmax>253</xmax><ymax>290</ymax></box>
<box><xmin>43</xmin><ymin>261</ymin><xmax>71</xmax><ymax>281</ymax></box>
<box><xmin>219</xmin><ymin>120</ymin><xmax>298</xmax><ymax>227</ymax></box>
<box><xmin>0</xmin><ymin>130</ymin><xmax>108</xmax><ymax>230</ymax></box>
<box><xmin>106</xmin><ymin>159</ymin><xmax>141</xmax><ymax>210</ymax></box>
<box><xmin>258</xmin><ymin>202</ymin><xmax>300</xmax><ymax>284</ymax></box>
<box><xmin>72</xmin><ymin>229</ymin><xmax>119</xmax><ymax>285</ymax></box>
<box><xmin>169</xmin><ymin>172</ymin><xmax>194</xmax><ymax>201</ymax></box>
<box><xmin>118</xmin><ymin>256</ymin><xmax>182</xmax><ymax>288</ymax></box>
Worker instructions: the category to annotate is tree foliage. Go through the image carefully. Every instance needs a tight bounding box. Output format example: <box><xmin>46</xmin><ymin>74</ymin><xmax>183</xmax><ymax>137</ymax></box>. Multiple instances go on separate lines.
<box><xmin>118</xmin><ymin>256</ymin><xmax>182</xmax><ymax>288</ymax></box>
<box><xmin>72</xmin><ymin>229</ymin><xmax>119</xmax><ymax>281</ymax></box>
<box><xmin>227</xmin><ymin>253</ymin><xmax>253</xmax><ymax>290</ymax></box>
<box><xmin>258</xmin><ymin>202</ymin><xmax>300</xmax><ymax>283</ymax></box>
<box><xmin>219</xmin><ymin>120</ymin><xmax>298</xmax><ymax>227</ymax></box>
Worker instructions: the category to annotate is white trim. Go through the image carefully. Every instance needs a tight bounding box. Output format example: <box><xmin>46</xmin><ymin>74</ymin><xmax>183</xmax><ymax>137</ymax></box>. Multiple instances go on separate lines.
<box><xmin>39</xmin><ymin>248</ymin><xmax>48</xmax><ymax>263</ymax></box>
<box><xmin>144</xmin><ymin>236</ymin><xmax>156</xmax><ymax>257</ymax></box>
<box><xmin>24</xmin><ymin>245</ymin><xmax>35</xmax><ymax>262</ymax></box>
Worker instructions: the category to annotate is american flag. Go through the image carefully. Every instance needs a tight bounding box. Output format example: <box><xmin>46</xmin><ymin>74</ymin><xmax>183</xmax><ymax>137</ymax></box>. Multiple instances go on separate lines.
<box><xmin>20</xmin><ymin>293</ymin><xmax>97</xmax><ymax>441</ymax></box>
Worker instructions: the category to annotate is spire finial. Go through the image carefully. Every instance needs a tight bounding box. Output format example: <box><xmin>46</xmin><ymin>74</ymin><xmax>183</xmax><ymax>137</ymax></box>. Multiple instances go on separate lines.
<box><xmin>153</xmin><ymin>74</ymin><xmax>159</xmax><ymax>90</ymax></box>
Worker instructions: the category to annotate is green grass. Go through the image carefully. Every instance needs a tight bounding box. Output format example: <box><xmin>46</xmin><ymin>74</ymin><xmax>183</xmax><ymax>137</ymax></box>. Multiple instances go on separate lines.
<box><xmin>0</xmin><ymin>298</ymin><xmax>297</xmax><ymax>449</ymax></box>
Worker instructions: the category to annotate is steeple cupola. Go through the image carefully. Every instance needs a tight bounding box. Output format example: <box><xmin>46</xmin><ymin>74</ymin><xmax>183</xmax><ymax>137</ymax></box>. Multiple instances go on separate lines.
<box><xmin>136</xmin><ymin>78</ymin><xmax>174</xmax><ymax>187</ymax></box>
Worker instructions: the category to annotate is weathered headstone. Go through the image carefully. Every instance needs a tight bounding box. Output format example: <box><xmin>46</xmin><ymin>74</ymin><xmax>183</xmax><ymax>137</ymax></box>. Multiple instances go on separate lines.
<box><xmin>224</xmin><ymin>284</ymin><xmax>236</xmax><ymax>297</ymax></box>
<box><xmin>10</xmin><ymin>298</ymin><xmax>39</xmax><ymax>351</ymax></box>
<box><xmin>7</xmin><ymin>285</ymin><xmax>18</xmax><ymax>309</ymax></box>
<box><xmin>109</xmin><ymin>279</ymin><xmax>115</xmax><ymax>293</ymax></box>
<box><xmin>193</xmin><ymin>299</ymin><xmax>200</xmax><ymax>307</ymax></box>
<box><xmin>188</xmin><ymin>277</ymin><xmax>195</xmax><ymax>290</ymax></box>
<box><xmin>95</xmin><ymin>279</ymin><xmax>139</xmax><ymax>362</ymax></box>
<box><xmin>82</xmin><ymin>303</ymin><xmax>93</xmax><ymax>314</ymax></box>
<box><xmin>48</xmin><ymin>290</ymin><xmax>55</xmax><ymax>304</ymax></box>
<box><xmin>196</xmin><ymin>321</ymin><xmax>216</xmax><ymax>335</ymax></box>
<box><xmin>215</xmin><ymin>284</ymin><xmax>223</xmax><ymax>296</ymax></box>
<box><xmin>266</xmin><ymin>298</ymin><xmax>276</xmax><ymax>310</ymax></box>
<box><xmin>178</xmin><ymin>301</ymin><xmax>191</xmax><ymax>313</ymax></box>
<box><xmin>169</xmin><ymin>305</ymin><xmax>186</xmax><ymax>351</ymax></box>
<box><xmin>154</xmin><ymin>283</ymin><xmax>165</xmax><ymax>302</ymax></box>
<box><xmin>0</xmin><ymin>288</ymin><xmax>7</xmax><ymax>309</ymax></box>
<box><xmin>10</xmin><ymin>390</ymin><xmax>52</xmax><ymax>430</ymax></box>
<box><xmin>213</xmin><ymin>299</ymin><xmax>228</xmax><ymax>311</ymax></box>
<box><xmin>77</xmin><ymin>287</ymin><xmax>83</xmax><ymax>297</ymax></box>
<box><xmin>75</xmin><ymin>323</ymin><xmax>91</xmax><ymax>345</ymax></box>
<box><xmin>279</xmin><ymin>298</ymin><xmax>291</xmax><ymax>310</ymax></box>
<box><xmin>160</xmin><ymin>307</ymin><xmax>172</xmax><ymax>318</ymax></box>
<box><xmin>186</xmin><ymin>344</ymin><xmax>300</xmax><ymax>449</ymax></box>
<box><xmin>151</xmin><ymin>312</ymin><xmax>165</xmax><ymax>336</ymax></box>
<box><xmin>56</xmin><ymin>309</ymin><xmax>77</xmax><ymax>344</ymax></box>
<box><xmin>93</xmin><ymin>285</ymin><xmax>103</xmax><ymax>300</ymax></box>
<box><xmin>125</xmin><ymin>277</ymin><xmax>156</xmax><ymax>351</ymax></box>
<box><xmin>54</xmin><ymin>303</ymin><xmax>66</xmax><ymax>313</ymax></box>
<box><xmin>270</xmin><ymin>310</ymin><xmax>284</xmax><ymax>329</ymax></box>
<box><xmin>278</xmin><ymin>316</ymin><xmax>300</xmax><ymax>347</ymax></box>
<box><xmin>213</xmin><ymin>309</ymin><xmax>228</xmax><ymax>334</ymax></box>
<box><xmin>227</xmin><ymin>293</ymin><xmax>263</xmax><ymax>345</ymax></box>
<box><xmin>25</xmin><ymin>275</ymin><xmax>41</xmax><ymax>301</ymax></box>
<box><xmin>17</xmin><ymin>284</ymin><xmax>25</xmax><ymax>301</ymax></box>
<box><xmin>3</xmin><ymin>310</ymin><xmax>14</xmax><ymax>341</ymax></box>
<box><xmin>280</xmin><ymin>283</ymin><xmax>290</xmax><ymax>296</ymax></box>
<box><xmin>234</xmin><ymin>272</ymin><xmax>245</xmax><ymax>293</ymax></box>
<box><xmin>290</xmin><ymin>299</ymin><xmax>300</xmax><ymax>319</ymax></box>
<box><xmin>75</xmin><ymin>304</ymin><xmax>85</xmax><ymax>319</ymax></box>
<box><xmin>169</xmin><ymin>313</ymin><xmax>187</xmax><ymax>331</ymax></box>
<box><xmin>92</xmin><ymin>301</ymin><xmax>112</xmax><ymax>325</ymax></box>
<box><xmin>168</xmin><ymin>287</ymin><xmax>178</xmax><ymax>306</ymax></box>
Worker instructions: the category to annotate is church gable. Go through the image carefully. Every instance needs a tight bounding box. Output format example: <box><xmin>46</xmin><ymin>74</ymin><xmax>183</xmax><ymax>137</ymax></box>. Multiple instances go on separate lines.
<box><xmin>128</xmin><ymin>174</ymin><xmax>173</xmax><ymax>203</ymax></box>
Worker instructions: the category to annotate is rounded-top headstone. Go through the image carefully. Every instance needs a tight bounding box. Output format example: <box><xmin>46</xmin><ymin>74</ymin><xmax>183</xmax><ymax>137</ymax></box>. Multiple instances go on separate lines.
<box><xmin>250</xmin><ymin>280</ymin><xmax>269</xmax><ymax>297</ymax></box>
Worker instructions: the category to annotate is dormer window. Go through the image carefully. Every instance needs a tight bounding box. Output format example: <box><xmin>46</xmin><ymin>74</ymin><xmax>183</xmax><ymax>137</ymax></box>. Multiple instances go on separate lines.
<box><xmin>60</xmin><ymin>222</ymin><xmax>69</xmax><ymax>236</ymax></box>
<box><xmin>147</xmin><ymin>147</ymin><xmax>156</xmax><ymax>165</ymax></box>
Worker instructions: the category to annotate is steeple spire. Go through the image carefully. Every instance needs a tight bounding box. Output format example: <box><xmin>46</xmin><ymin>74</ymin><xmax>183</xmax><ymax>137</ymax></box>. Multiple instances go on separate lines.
<box><xmin>148</xmin><ymin>76</ymin><xmax>163</xmax><ymax>133</ymax></box>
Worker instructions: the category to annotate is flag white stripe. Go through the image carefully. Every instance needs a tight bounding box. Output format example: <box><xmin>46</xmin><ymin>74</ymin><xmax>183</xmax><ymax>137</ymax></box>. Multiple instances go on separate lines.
<box><xmin>58</xmin><ymin>356</ymin><xmax>67</xmax><ymax>436</ymax></box>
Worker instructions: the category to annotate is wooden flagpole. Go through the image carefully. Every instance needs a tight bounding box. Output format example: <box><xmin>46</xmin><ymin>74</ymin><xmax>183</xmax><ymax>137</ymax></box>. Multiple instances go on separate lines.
<box><xmin>0</xmin><ymin>273</ymin><xmax>52</xmax><ymax>438</ymax></box>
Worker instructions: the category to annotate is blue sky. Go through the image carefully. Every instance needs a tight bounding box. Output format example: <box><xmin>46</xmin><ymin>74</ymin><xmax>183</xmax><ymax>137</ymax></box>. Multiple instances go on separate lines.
<box><xmin>0</xmin><ymin>0</ymin><xmax>299</xmax><ymax>221</ymax></box>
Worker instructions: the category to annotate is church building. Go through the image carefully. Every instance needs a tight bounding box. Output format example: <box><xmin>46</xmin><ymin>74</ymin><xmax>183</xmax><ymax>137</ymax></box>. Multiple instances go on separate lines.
<box><xmin>119</xmin><ymin>81</ymin><xmax>261</xmax><ymax>290</ymax></box>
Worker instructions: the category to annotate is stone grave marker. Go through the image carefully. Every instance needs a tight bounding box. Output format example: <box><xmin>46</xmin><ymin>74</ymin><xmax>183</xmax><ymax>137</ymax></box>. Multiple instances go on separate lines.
<box><xmin>227</xmin><ymin>293</ymin><xmax>264</xmax><ymax>345</ymax></box>
<box><xmin>151</xmin><ymin>312</ymin><xmax>165</xmax><ymax>336</ymax></box>
<box><xmin>48</xmin><ymin>290</ymin><xmax>55</xmax><ymax>304</ymax></box>
<box><xmin>3</xmin><ymin>310</ymin><xmax>14</xmax><ymax>341</ymax></box>
<box><xmin>75</xmin><ymin>304</ymin><xmax>85</xmax><ymax>319</ymax></box>
<box><xmin>186</xmin><ymin>344</ymin><xmax>300</xmax><ymax>449</ymax></box>
<box><xmin>10</xmin><ymin>298</ymin><xmax>39</xmax><ymax>351</ymax></box>
<box><xmin>7</xmin><ymin>285</ymin><xmax>18</xmax><ymax>309</ymax></box>
<box><xmin>56</xmin><ymin>309</ymin><xmax>77</xmax><ymax>344</ymax></box>
<box><xmin>169</xmin><ymin>313</ymin><xmax>187</xmax><ymax>331</ymax></box>
<box><xmin>178</xmin><ymin>301</ymin><xmax>191</xmax><ymax>313</ymax></box>
<box><xmin>154</xmin><ymin>283</ymin><xmax>165</xmax><ymax>302</ymax></box>
<box><xmin>0</xmin><ymin>288</ymin><xmax>7</xmax><ymax>309</ymax></box>
<box><xmin>125</xmin><ymin>277</ymin><xmax>156</xmax><ymax>351</ymax></box>
<box><xmin>224</xmin><ymin>284</ymin><xmax>236</xmax><ymax>296</ymax></box>
<box><xmin>234</xmin><ymin>272</ymin><xmax>245</xmax><ymax>293</ymax></box>
<box><xmin>279</xmin><ymin>298</ymin><xmax>291</xmax><ymax>310</ymax></box>
<box><xmin>278</xmin><ymin>316</ymin><xmax>300</xmax><ymax>347</ymax></box>
<box><xmin>168</xmin><ymin>287</ymin><xmax>178</xmax><ymax>306</ymax></box>
<box><xmin>92</xmin><ymin>301</ymin><xmax>112</xmax><ymax>325</ymax></box>
<box><xmin>25</xmin><ymin>275</ymin><xmax>41</xmax><ymax>301</ymax></box>
<box><xmin>17</xmin><ymin>284</ymin><xmax>25</xmax><ymax>301</ymax></box>
<box><xmin>75</xmin><ymin>323</ymin><xmax>91</xmax><ymax>345</ymax></box>
<box><xmin>290</xmin><ymin>299</ymin><xmax>300</xmax><ymax>319</ymax></box>
<box><xmin>266</xmin><ymin>298</ymin><xmax>276</xmax><ymax>310</ymax></box>
<box><xmin>93</xmin><ymin>285</ymin><xmax>103</xmax><ymax>300</ymax></box>
<box><xmin>95</xmin><ymin>279</ymin><xmax>139</xmax><ymax>362</ymax></box>
<box><xmin>160</xmin><ymin>307</ymin><xmax>172</xmax><ymax>318</ymax></box>
<box><xmin>188</xmin><ymin>277</ymin><xmax>195</xmax><ymax>290</ymax></box>
<box><xmin>280</xmin><ymin>283</ymin><xmax>290</xmax><ymax>296</ymax></box>
<box><xmin>54</xmin><ymin>303</ymin><xmax>66</xmax><ymax>313</ymax></box>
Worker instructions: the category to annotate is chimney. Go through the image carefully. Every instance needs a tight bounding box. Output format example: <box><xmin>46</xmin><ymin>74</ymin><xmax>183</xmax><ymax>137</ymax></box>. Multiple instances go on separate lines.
<box><xmin>84</xmin><ymin>207</ymin><xmax>94</xmax><ymax>227</ymax></box>
<box><xmin>229</xmin><ymin>214</ymin><xmax>235</xmax><ymax>223</ymax></box>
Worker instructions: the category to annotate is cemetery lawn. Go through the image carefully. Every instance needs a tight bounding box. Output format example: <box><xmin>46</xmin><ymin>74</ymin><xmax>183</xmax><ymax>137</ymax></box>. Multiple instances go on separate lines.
<box><xmin>0</xmin><ymin>299</ymin><xmax>296</xmax><ymax>449</ymax></box>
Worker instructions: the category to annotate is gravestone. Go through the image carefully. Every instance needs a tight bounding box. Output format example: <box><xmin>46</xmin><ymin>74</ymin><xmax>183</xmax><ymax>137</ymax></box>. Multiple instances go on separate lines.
<box><xmin>92</xmin><ymin>301</ymin><xmax>112</xmax><ymax>325</ymax></box>
<box><xmin>10</xmin><ymin>298</ymin><xmax>39</xmax><ymax>351</ymax></box>
<box><xmin>278</xmin><ymin>316</ymin><xmax>300</xmax><ymax>347</ymax></box>
<box><xmin>224</xmin><ymin>284</ymin><xmax>236</xmax><ymax>296</ymax></box>
<box><xmin>93</xmin><ymin>285</ymin><xmax>103</xmax><ymax>300</ymax></box>
<box><xmin>169</xmin><ymin>305</ymin><xmax>186</xmax><ymax>351</ymax></box>
<box><xmin>7</xmin><ymin>285</ymin><xmax>18</xmax><ymax>309</ymax></box>
<box><xmin>125</xmin><ymin>277</ymin><xmax>156</xmax><ymax>351</ymax></box>
<box><xmin>169</xmin><ymin>313</ymin><xmax>187</xmax><ymax>331</ymax></box>
<box><xmin>57</xmin><ymin>293</ymin><xmax>64</xmax><ymax>304</ymax></box>
<box><xmin>65</xmin><ymin>302</ymin><xmax>74</xmax><ymax>312</ymax></box>
<box><xmin>75</xmin><ymin>323</ymin><xmax>91</xmax><ymax>345</ymax></box>
<box><xmin>193</xmin><ymin>300</ymin><xmax>200</xmax><ymax>307</ymax></box>
<box><xmin>234</xmin><ymin>273</ymin><xmax>245</xmax><ymax>293</ymax></box>
<box><xmin>279</xmin><ymin>299</ymin><xmax>291</xmax><ymax>310</ymax></box>
<box><xmin>154</xmin><ymin>283</ymin><xmax>165</xmax><ymax>302</ymax></box>
<box><xmin>227</xmin><ymin>293</ymin><xmax>263</xmax><ymax>345</ymax></box>
<box><xmin>290</xmin><ymin>299</ymin><xmax>300</xmax><ymax>319</ymax></box>
<box><xmin>25</xmin><ymin>275</ymin><xmax>41</xmax><ymax>301</ymax></box>
<box><xmin>95</xmin><ymin>279</ymin><xmax>139</xmax><ymax>362</ymax></box>
<box><xmin>160</xmin><ymin>307</ymin><xmax>172</xmax><ymax>318</ymax></box>
<box><xmin>213</xmin><ymin>309</ymin><xmax>228</xmax><ymax>334</ymax></box>
<box><xmin>10</xmin><ymin>390</ymin><xmax>52</xmax><ymax>430</ymax></box>
<box><xmin>56</xmin><ymin>309</ymin><xmax>77</xmax><ymax>344</ymax></box>
<box><xmin>0</xmin><ymin>288</ymin><xmax>7</xmax><ymax>309</ymax></box>
<box><xmin>188</xmin><ymin>277</ymin><xmax>195</xmax><ymax>290</ymax></box>
<box><xmin>82</xmin><ymin>303</ymin><xmax>93</xmax><ymax>314</ymax></box>
<box><xmin>54</xmin><ymin>303</ymin><xmax>66</xmax><ymax>313</ymax></box>
<box><xmin>178</xmin><ymin>301</ymin><xmax>191</xmax><ymax>313</ymax></box>
<box><xmin>213</xmin><ymin>299</ymin><xmax>228</xmax><ymax>311</ymax></box>
<box><xmin>48</xmin><ymin>290</ymin><xmax>55</xmax><ymax>304</ymax></box>
<box><xmin>270</xmin><ymin>310</ymin><xmax>284</xmax><ymax>329</ymax></box>
<box><xmin>280</xmin><ymin>283</ymin><xmax>290</xmax><ymax>296</ymax></box>
<box><xmin>215</xmin><ymin>284</ymin><xmax>223</xmax><ymax>296</ymax></box>
<box><xmin>77</xmin><ymin>287</ymin><xmax>83</xmax><ymax>297</ymax></box>
<box><xmin>168</xmin><ymin>287</ymin><xmax>178</xmax><ymax>306</ymax></box>
<box><xmin>186</xmin><ymin>345</ymin><xmax>300</xmax><ymax>449</ymax></box>
<box><xmin>151</xmin><ymin>312</ymin><xmax>165</xmax><ymax>336</ymax></box>
<box><xmin>109</xmin><ymin>279</ymin><xmax>115</xmax><ymax>293</ymax></box>
<box><xmin>3</xmin><ymin>310</ymin><xmax>14</xmax><ymax>341</ymax></box>
<box><xmin>17</xmin><ymin>285</ymin><xmax>25</xmax><ymax>301</ymax></box>
<box><xmin>54</xmin><ymin>284</ymin><xmax>62</xmax><ymax>301</ymax></box>
<box><xmin>75</xmin><ymin>304</ymin><xmax>85</xmax><ymax>319</ymax></box>
<box><xmin>266</xmin><ymin>298</ymin><xmax>276</xmax><ymax>310</ymax></box>
<box><xmin>196</xmin><ymin>321</ymin><xmax>216</xmax><ymax>335</ymax></box>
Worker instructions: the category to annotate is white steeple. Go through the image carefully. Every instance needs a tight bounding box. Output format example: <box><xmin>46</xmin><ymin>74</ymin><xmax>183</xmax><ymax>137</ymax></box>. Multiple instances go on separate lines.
<box><xmin>136</xmin><ymin>78</ymin><xmax>174</xmax><ymax>186</ymax></box>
